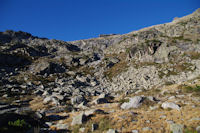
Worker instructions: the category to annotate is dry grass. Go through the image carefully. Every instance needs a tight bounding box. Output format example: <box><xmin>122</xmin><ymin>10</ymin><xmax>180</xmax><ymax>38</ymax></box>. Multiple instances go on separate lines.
<box><xmin>186</xmin><ymin>51</ymin><xmax>200</xmax><ymax>60</ymax></box>
<box><xmin>29</xmin><ymin>97</ymin><xmax>49</xmax><ymax>111</ymax></box>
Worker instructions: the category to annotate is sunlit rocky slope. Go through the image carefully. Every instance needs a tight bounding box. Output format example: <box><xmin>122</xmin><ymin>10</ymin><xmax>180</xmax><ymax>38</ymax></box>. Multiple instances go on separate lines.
<box><xmin>0</xmin><ymin>8</ymin><xmax>200</xmax><ymax>133</ymax></box>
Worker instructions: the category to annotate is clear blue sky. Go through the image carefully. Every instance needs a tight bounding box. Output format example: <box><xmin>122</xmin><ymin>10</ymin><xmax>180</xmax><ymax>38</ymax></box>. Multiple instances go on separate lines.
<box><xmin>0</xmin><ymin>0</ymin><xmax>199</xmax><ymax>41</ymax></box>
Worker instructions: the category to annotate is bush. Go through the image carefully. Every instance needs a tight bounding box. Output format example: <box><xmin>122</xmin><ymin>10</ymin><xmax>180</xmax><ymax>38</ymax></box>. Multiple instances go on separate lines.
<box><xmin>8</xmin><ymin>119</ymin><xmax>31</xmax><ymax>128</ymax></box>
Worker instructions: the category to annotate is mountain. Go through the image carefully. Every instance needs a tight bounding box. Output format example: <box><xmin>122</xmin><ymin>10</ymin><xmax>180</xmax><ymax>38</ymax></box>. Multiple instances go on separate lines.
<box><xmin>0</xmin><ymin>9</ymin><xmax>200</xmax><ymax>133</ymax></box>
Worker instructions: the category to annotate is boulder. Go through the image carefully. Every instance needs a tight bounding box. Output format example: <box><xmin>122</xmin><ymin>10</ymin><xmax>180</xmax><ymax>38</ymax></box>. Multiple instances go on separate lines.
<box><xmin>161</xmin><ymin>102</ymin><xmax>180</xmax><ymax>111</ymax></box>
<box><xmin>121</xmin><ymin>96</ymin><xmax>143</xmax><ymax>109</ymax></box>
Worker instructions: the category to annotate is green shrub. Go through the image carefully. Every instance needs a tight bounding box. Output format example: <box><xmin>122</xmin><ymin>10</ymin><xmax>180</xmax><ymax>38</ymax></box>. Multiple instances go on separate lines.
<box><xmin>185</xmin><ymin>85</ymin><xmax>200</xmax><ymax>92</ymax></box>
<box><xmin>8</xmin><ymin>119</ymin><xmax>31</xmax><ymax>128</ymax></box>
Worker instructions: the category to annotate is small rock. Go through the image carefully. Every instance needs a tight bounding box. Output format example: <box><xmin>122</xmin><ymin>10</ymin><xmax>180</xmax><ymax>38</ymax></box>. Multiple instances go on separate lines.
<box><xmin>71</xmin><ymin>112</ymin><xmax>87</xmax><ymax>126</ymax></box>
<box><xmin>45</xmin><ymin>122</ymin><xmax>52</xmax><ymax>127</ymax></box>
<box><xmin>135</xmin><ymin>90</ymin><xmax>142</xmax><ymax>94</ymax></box>
<box><xmin>150</xmin><ymin>105</ymin><xmax>159</xmax><ymax>110</ymax></box>
<box><xmin>160</xmin><ymin>115</ymin><xmax>167</xmax><ymax>119</ymax></box>
<box><xmin>77</xmin><ymin>102</ymin><xmax>89</xmax><ymax>109</ymax></box>
<box><xmin>142</xmin><ymin>127</ymin><xmax>152</xmax><ymax>131</ymax></box>
<box><xmin>71</xmin><ymin>95</ymin><xmax>86</xmax><ymax>105</ymax></box>
<box><xmin>54</xmin><ymin>123</ymin><xmax>68</xmax><ymax>130</ymax></box>
<box><xmin>107</xmin><ymin>129</ymin><xmax>117</xmax><ymax>133</ymax></box>
<box><xmin>42</xmin><ymin>91</ymin><xmax>49</xmax><ymax>96</ymax></box>
<box><xmin>168</xmin><ymin>96</ymin><xmax>175</xmax><ymax>100</ymax></box>
<box><xmin>98</xmin><ymin>93</ymin><xmax>107</xmax><ymax>98</ymax></box>
<box><xmin>92</xmin><ymin>123</ymin><xmax>98</xmax><ymax>131</ymax></box>
<box><xmin>161</xmin><ymin>102</ymin><xmax>180</xmax><ymax>110</ymax></box>
<box><xmin>43</xmin><ymin>97</ymin><xmax>52</xmax><ymax>104</ymax></box>
<box><xmin>170</xmin><ymin>124</ymin><xmax>183</xmax><ymax>133</ymax></box>
<box><xmin>132</xmin><ymin>130</ymin><xmax>139</xmax><ymax>133</ymax></box>
<box><xmin>90</xmin><ymin>81</ymin><xmax>97</xmax><ymax>87</ymax></box>
<box><xmin>146</xmin><ymin>120</ymin><xmax>151</xmax><ymax>123</ymax></box>
<box><xmin>166</xmin><ymin>120</ymin><xmax>174</xmax><ymax>124</ymax></box>
<box><xmin>34</xmin><ymin>112</ymin><xmax>43</xmax><ymax>119</ymax></box>
<box><xmin>2</xmin><ymin>94</ymin><xmax>8</xmax><ymax>98</ymax></box>
<box><xmin>79</xmin><ymin>127</ymin><xmax>85</xmax><ymax>132</ymax></box>
<box><xmin>147</xmin><ymin>96</ymin><xmax>157</xmax><ymax>101</ymax></box>
<box><xmin>53</xmin><ymin>94</ymin><xmax>64</xmax><ymax>100</ymax></box>
<box><xmin>189</xmin><ymin>117</ymin><xmax>200</xmax><ymax>121</ymax></box>
<box><xmin>196</xmin><ymin>126</ymin><xmax>200</xmax><ymax>133</ymax></box>
<box><xmin>93</xmin><ymin>98</ymin><xmax>108</xmax><ymax>104</ymax></box>
<box><xmin>84</xmin><ymin>109</ymin><xmax>106</xmax><ymax>116</ymax></box>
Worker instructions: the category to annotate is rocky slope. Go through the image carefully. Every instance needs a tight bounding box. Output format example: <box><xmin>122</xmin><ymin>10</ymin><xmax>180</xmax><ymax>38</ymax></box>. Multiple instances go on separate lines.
<box><xmin>0</xmin><ymin>9</ymin><xmax>200</xmax><ymax>133</ymax></box>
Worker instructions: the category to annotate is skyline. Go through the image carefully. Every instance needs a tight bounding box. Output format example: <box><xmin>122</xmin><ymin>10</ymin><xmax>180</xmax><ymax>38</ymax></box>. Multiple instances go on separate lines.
<box><xmin>0</xmin><ymin>0</ymin><xmax>199</xmax><ymax>41</ymax></box>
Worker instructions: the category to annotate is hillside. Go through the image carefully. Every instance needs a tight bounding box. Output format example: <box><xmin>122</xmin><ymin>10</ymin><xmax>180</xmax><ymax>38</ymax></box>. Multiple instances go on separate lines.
<box><xmin>0</xmin><ymin>9</ymin><xmax>200</xmax><ymax>133</ymax></box>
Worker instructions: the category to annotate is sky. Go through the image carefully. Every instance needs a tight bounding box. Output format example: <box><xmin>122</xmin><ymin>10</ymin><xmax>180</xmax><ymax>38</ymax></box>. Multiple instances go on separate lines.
<box><xmin>0</xmin><ymin>0</ymin><xmax>199</xmax><ymax>41</ymax></box>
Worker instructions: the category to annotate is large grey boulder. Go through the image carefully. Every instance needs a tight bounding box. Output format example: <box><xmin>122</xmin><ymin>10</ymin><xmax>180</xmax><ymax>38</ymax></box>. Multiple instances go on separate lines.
<box><xmin>71</xmin><ymin>112</ymin><xmax>87</xmax><ymax>126</ymax></box>
<box><xmin>120</xmin><ymin>96</ymin><xmax>143</xmax><ymax>109</ymax></box>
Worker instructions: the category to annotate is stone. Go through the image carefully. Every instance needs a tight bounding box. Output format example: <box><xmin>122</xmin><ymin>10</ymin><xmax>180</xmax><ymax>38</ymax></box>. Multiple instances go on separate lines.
<box><xmin>93</xmin><ymin>98</ymin><xmax>108</xmax><ymax>104</ymax></box>
<box><xmin>45</xmin><ymin>122</ymin><xmax>53</xmax><ymax>127</ymax></box>
<box><xmin>147</xmin><ymin>96</ymin><xmax>158</xmax><ymax>102</ymax></box>
<box><xmin>43</xmin><ymin>97</ymin><xmax>52</xmax><ymax>104</ymax></box>
<box><xmin>142</xmin><ymin>127</ymin><xmax>152</xmax><ymax>131</ymax></box>
<box><xmin>189</xmin><ymin>117</ymin><xmax>200</xmax><ymax>121</ymax></box>
<box><xmin>71</xmin><ymin>95</ymin><xmax>86</xmax><ymax>105</ymax></box>
<box><xmin>53</xmin><ymin>94</ymin><xmax>64</xmax><ymax>100</ymax></box>
<box><xmin>98</xmin><ymin>93</ymin><xmax>107</xmax><ymax>98</ymax></box>
<box><xmin>42</xmin><ymin>91</ymin><xmax>49</xmax><ymax>96</ymax></box>
<box><xmin>132</xmin><ymin>130</ymin><xmax>138</xmax><ymax>133</ymax></box>
<box><xmin>107</xmin><ymin>129</ymin><xmax>117</xmax><ymax>133</ymax></box>
<box><xmin>34</xmin><ymin>112</ymin><xmax>43</xmax><ymax>119</ymax></box>
<box><xmin>170</xmin><ymin>124</ymin><xmax>183</xmax><ymax>133</ymax></box>
<box><xmin>196</xmin><ymin>126</ymin><xmax>200</xmax><ymax>133</ymax></box>
<box><xmin>51</xmin><ymin>97</ymin><xmax>60</xmax><ymax>105</ymax></box>
<box><xmin>79</xmin><ymin>58</ymin><xmax>87</xmax><ymax>65</ymax></box>
<box><xmin>77</xmin><ymin>102</ymin><xmax>89</xmax><ymax>109</ymax></box>
<box><xmin>54</xmin><ymin>123</ymin><xmax>68</xmax><ymax>130</ymax></box>
<box><xmin>161</xmin><ymin>102</ymin><xmax>180</xmax><ymax>110</ymax></box>
<box><xmin>92</xmin><ymin>123</ymin><xmax>98</xmax><ymax>131</ymax></box>
<box><xmin>121</xmin><ymin>96</ymin><xmax>143</xmax><ymax>109</ymax></box>
<box><xmin>90</xmin><ymin>81</ymin><xmax>97</xmax><ymax>86</ymax></box>
<box><xmin>84</xmin><ymin>109</ymin><xmax>106</xmax><ymax>116</ymax></box>
<box><xmin>79</xmin><ymin>127</ymin><xmax>85</xmax><ymax>132</ymax></box>
<box><xmin>71</xmin><ymin>112</ymin><xmax>87</xmax><ymax>126</ymax></box>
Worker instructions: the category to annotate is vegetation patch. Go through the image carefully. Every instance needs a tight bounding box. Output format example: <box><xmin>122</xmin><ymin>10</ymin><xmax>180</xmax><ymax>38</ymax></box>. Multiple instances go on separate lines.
<box><xmin>178</xmin><ymin>84</ymin><xmax>200</xmax><ymax>96</ymax></box>
<box><xmin>118</xmin><ymin>97</ymin><xmax>130</xmax><ymax>104</ymax></box>
<box><xmin>186</xmin><ymin>51</ymin><xmax>200</xmax><ymax>60</ymax></box>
